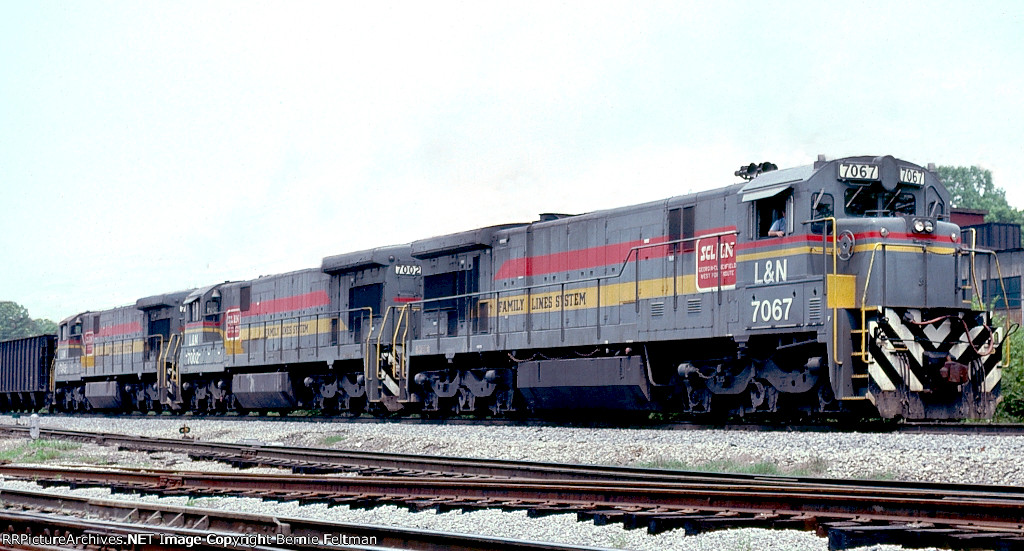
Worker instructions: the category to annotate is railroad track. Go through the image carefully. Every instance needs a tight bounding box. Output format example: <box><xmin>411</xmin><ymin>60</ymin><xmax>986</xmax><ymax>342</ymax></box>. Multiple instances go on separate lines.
<box><xmin>3</xmin><ymin>463</ymin><xmax>1024</xmax><ymax>549</ymax></box>
<box><xmin>8</xmin><ymin>425</ymin><xmax>1024</xmax><ymax>508</ymax></box>
<box><xmin>13</xmin><ymin>412</ymin><xmax>1024</xmax><ymax>435</ymax></box>
<box><xmin>3</xmin><ymin>424</ymin><xmax>1024</xmax><ymax>502</ymax></box>
<box><xmin>4</xmin><ymin>426</ymin><xmax>1024</xmax><ymax>548</ymax></box>
<box><xmin>0</xmin><ymin>486</ymin><xmax>597</xmax><ymax>551</ymax></box>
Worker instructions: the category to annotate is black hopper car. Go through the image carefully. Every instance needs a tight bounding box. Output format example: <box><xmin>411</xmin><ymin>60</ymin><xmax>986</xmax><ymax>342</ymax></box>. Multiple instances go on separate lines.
<box><xmin>3</xmin><ymin>155</ymin><xmax>1007</xmax><ymax>420</ymax></box>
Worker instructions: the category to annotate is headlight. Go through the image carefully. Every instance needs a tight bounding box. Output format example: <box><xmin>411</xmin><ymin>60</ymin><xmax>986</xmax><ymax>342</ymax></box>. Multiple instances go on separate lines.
<box><xmin>924</xmin><ymin>221</ymin><xmax>934</xmax><ymax>233</ymax></box>
<box><xmin>913</xmin><ymin>219</ymin><xmax>925</xmax><ymax>233</ymax></box>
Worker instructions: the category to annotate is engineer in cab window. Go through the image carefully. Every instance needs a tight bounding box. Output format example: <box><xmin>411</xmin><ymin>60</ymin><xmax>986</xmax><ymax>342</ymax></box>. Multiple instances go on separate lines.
<box><xmin>768</xmin><ymin>210</ymin><xmax>786</xmax><ymax>237</ymax></box>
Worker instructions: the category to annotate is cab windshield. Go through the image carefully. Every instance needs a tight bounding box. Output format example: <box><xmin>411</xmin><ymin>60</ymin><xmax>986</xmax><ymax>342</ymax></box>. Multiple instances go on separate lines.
<box><xmin>844</xmin><ymin>183</ymin><xmax>916</xmax><ymax>217</ymax></box>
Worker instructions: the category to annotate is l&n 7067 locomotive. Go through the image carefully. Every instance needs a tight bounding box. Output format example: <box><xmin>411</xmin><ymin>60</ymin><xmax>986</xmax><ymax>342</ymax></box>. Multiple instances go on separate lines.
<box><xmin>24</xmin><ymin>155</ymin><xmax>1006</xmax><ymax>419</ymax></box>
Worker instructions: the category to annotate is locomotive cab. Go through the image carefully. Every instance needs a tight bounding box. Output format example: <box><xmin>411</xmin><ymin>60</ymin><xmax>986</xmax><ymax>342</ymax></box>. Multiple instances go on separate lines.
<box><xmin>805</xmin><ymin>156</ymin><xmax>1002</xmax><ymax>418</ymax></box>
<box><xmin>729</xmin><ymin>155</ymin><xmax>1002</xmax><ymax>419</ymax></box>
<box><xmin>53</xmin><ymin>313</ymin><xmax>89</xmax><ymax>410</ymax></box>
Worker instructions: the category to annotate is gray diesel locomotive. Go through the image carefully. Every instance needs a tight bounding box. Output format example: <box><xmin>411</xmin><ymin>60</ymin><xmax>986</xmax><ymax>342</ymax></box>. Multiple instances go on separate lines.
<box><xmin>31</xmin><ymin>155</ymin><xmax>1005</xmax><ymax>420</ymax></box>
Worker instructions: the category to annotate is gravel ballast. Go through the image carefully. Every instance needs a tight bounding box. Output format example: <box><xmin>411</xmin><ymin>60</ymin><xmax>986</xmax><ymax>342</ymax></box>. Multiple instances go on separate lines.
<box><xmin>2</xmin><ymin>415</ymin><xmax>1007</xmax><ymax>551</ymax></box>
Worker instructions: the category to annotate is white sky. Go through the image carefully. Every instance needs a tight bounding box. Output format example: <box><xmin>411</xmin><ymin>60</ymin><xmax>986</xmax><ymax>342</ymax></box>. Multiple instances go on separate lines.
<box><xmin>2</xmin><ymin>1</ymin><xmax>1023</xmax><ymax>322</ymax></box>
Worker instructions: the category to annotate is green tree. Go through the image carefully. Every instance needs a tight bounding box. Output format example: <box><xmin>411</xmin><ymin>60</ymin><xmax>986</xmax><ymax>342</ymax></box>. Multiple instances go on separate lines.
<box><xmin>936</xmin><ymin>165</ymin><xmax>1024</xmax><ymax>225</ymax></box>
<box><xmin>0</xmin><ymin>301</ymin><xmax>40</xmax><ymax>340</ymax></box>
<box><xmin>34</xmin><ymin>318</ymin><xmax>58</xmax><ymax>335</ymax></box>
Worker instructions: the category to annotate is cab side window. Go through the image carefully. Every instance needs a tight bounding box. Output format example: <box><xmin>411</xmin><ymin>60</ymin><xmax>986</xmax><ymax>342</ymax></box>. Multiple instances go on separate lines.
<box><xmin>811</xmin><ymin>192</ymin><xmax>834</xmax><ymax>234</ymax></box>
<box><xmin>754</xmin><ymin>193</ymin><xmax>791</xmax><ymax>239</ymax></box>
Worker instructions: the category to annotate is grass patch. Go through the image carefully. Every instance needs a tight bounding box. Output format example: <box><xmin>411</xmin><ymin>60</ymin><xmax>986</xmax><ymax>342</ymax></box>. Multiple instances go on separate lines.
<box><xmin>319</xmin><ymin>435</ymin><xmax>347</xmax><ymax>446</ymax></box>
<box><xmin>0</xmin><ymin>439</ymin><xmax>81</xmax><ymax>463</ymax></box>
<box><xmin>73</xmin><ymin>454</ymin><xmax>113</xmax><ymax>466</ymax></box>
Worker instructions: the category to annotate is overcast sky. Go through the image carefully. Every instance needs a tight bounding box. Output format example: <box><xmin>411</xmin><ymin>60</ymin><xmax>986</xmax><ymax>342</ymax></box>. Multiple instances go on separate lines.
<box><xmin>2</xmin><ymin>1</ymin><xmax>1023</xmax><ymax>322</ymax></box>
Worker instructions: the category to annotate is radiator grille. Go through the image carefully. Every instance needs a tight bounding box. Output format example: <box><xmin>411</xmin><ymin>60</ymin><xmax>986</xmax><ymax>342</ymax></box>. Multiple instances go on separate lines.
<box><xmin>687</xmin><ymin>298</ymin><xmax>702</xmax><ymax>315</ymax></box>
<box><xmin>651</xmin><ymin>301</ymin><xmax>665</xmax><ymax>316</ymax></box>
<box><xmin>808</xmin><ymin>297</ymin><xmax>822</xmax><ymax>322</ymax></box>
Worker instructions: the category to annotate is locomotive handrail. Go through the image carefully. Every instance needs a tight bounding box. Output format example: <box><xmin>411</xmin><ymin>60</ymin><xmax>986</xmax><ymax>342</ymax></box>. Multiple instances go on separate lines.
<box><xmin>804</xmin><ymin>216</ymin><xmax>839</xmax><ymax>366</ymax></box>
<box><xmin>157</xmin><ymin>333</ymin><xmax>179</xmax><ymax>405</ymax></box>
<box><xmin>146</xmin><ymin>334</ymin><xmax>165</xmax><ymax>367</ymax></box>
<box><xmin>856</xmin><ymin>241</ymin><xmax>929</xmax><ymax>363</ymax></box>
<box><xmin>960</xmin><ymin>234</ymin><xmax>1013</xmax><ymax>364</ymax></box>
<box><xmin>375</xmin><ymin>306</ymin><xmax>403</xmax><ymax>385</ymax></box>
<box><xmin>171</xmin><ymin>333</ymin><xmax>182</xmax><ymax>404</ymax></box>
<box><xmin>353</xmin><ymin>306</ymin><xmax>374</xmax><ymax>397</ymax></box>
<box><xmin>156</xmin><ymin>334</ymin><xmax>169</xmax><ymax>390</ymax></box>
<box><xmin>408</xmin><ymin>230</ymin><xmax>741</xmax><ymax>341</ymax></box>
<box><xmin>47</xmin><ymin>355</ymin><xmax>57</xmax><ymax>395</ymax></box>
<box><xmin>411</xmin><ymin>231</ymin><xmax>741</xmax><ymax>307</ymax></box>
<box><xmin>961</xmin><ymin>247</ymin><xmax>1012</xmax><ymax>312</ymax></box>
<box><xmin>392</xmin><ymin>304</ymin><xmax>411</xmax><ymax>380</ymax></box>
<box><xmin>963</xmin><ymin>227</ymin><xmax>1011</xmax><ymax>320</ymax></box>
<box><xmin>802</xmin><ymin>215</ymin><xmax>838</xmax><ymax>272</ymax></box>
<box><xmin>92</xmin><ymin>335</ymin><xmax>143</xmax><ymax>374</ymax></box>
<box><xmin>227</xmin><ymin>307</ymin><xmax>372</xmax><ymax>363</ymax></box>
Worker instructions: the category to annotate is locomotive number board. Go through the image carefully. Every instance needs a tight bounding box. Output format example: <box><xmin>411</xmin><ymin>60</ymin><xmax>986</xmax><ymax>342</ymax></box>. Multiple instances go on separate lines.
<box><xmin>899</xmin><ymin>166</ymin><xmax>926</xmax><ymax>185</ymax></box>
<box><xmin>838</xmin><ymin>163</ymin><xmax>879</xmax><ymax>181</ymax></box>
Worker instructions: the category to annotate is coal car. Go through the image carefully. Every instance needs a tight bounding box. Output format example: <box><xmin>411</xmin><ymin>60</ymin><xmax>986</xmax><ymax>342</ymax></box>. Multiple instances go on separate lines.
<box><xmin>0</xmin><ymin>335</ymin><xmax>55</xmax><ymax>411</ymax></box>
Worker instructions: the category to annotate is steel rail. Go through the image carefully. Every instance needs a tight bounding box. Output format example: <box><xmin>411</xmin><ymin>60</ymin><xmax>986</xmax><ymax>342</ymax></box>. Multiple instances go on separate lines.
<box><xmin>5</xmin><ymin>465</ymin><xmax>1024</xmax><ymax>549</ymax></box>
<box><xmin>0</xmin><ymin>487</ymin><xmax>602</xmax><ymax>551</ymax></box>
<box><xmin>4</xmin><ymin>465</ymin><xmax>1024</xmax><ymax>527</ymax></box>
<box><xmin>4</xmin><ymin>425</ymin><xmax>1024</xmax><ymax>499</ymax></box>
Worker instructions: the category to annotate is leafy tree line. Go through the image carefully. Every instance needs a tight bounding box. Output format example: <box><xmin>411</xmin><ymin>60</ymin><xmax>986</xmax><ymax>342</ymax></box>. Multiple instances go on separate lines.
<box><xmin>936</xmin><ymin>165</ymin><xmax>1024</xmax><ymax>225</ymax></box>
<box><xmin>0</xmin><ymin>301</ymin><xmax>57</xmax><ymax>341</ymax></box>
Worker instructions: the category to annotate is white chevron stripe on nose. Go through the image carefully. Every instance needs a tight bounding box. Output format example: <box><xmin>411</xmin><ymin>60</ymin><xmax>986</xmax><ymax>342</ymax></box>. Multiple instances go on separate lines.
<box><xmin>984</xmin><ymin>327</ymin><xmax>1003</xmax><ymax>393</ymax></box>
<box><xmin>883</xmin><ymin>309</ymin><xmax>925</xmax><ymax>367</ymax></box>
<box><xmin>922</xmin><ymin>319</ymin><xmax>952</xmax><ymax>346</ymax></box>
<box><xmin>865</xmin><ymin>320</ymin><xmax>897</xmax><ymax>391</ymax></box>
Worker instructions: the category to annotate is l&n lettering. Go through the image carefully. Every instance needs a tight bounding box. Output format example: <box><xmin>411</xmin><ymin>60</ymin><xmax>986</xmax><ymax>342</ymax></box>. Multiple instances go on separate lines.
<box><xmin>754</xmin><ymin>259</ymin><xmax>788</xmax><ymax>285</ymax></box>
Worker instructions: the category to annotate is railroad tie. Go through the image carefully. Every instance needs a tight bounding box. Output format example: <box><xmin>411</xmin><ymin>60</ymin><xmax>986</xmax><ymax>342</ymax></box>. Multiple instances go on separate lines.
<box><xmin>524</xmin><ymin>503</ymin><xmax>578</xmax><ymax>518</ymax></box>
<box><xmin>578</xmin><ymin>509</ymin><xmax>631</xmax><ymax>525</ymax></box>
<box><xmin>827</xmin><ymin>523</ymin><xmax>951</xmax><ymax>550</ymax></box>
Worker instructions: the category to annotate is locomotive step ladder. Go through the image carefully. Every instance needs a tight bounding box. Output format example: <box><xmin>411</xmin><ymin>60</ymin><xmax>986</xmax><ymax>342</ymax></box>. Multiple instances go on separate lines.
<box><xmin>365</xmin><ymin>305</ymin><xmax>412</xmax><ymax>401</ymax></box>
<box><xmin>157</xmin><ymin>333</ymin><xmax>182</xmax><ymax>407</ymax></box>
<box><xmin>843</xmin><ymin>308</ymin><xmax>874</xmax><ymax>400</ymax></box>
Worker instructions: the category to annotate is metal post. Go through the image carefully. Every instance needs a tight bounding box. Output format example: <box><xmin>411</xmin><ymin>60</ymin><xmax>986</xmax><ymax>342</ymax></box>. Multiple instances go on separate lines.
<box><xmin>634</xmin><ymin>250</ymin><xmax>640</xmax><ymax>313</ymax></box>
<box><xmin>717</xmin><ymin>234</ymin><xmax>723</xmax><ymax>305</ymax></box>
<box><xmin>527</xmin><ymin>288</ymin><xmax>532</xmax><ymax>345</ymax></box>
<box><xmin>560</xmin><ymin>282</ymin><xmax>565</xmax><ymax>342</ymax></box>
